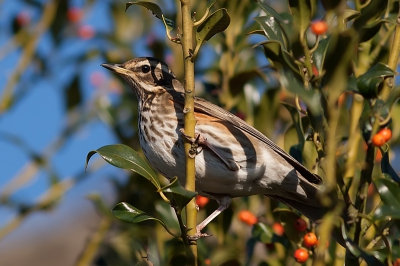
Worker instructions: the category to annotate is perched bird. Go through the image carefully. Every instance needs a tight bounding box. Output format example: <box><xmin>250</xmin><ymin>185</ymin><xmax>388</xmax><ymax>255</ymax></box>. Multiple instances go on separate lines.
<box><xmin>102</xmin><ymin>57</ymin><xmax>329</xmax><ymax>239</ymax></box>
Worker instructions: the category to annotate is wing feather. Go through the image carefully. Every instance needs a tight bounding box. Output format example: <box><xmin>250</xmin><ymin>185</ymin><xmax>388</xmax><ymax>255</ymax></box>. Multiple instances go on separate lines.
<box><xmin>192</xmin><ymin>97</ymin><xmax>322</xmax><ymax>184</ymax></box>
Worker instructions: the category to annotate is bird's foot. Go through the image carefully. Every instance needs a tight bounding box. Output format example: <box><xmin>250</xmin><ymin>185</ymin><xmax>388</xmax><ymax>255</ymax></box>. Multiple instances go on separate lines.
<box><xmin>179</xmin><ymin>128</ymin><xmax>240</xmax><ymax>171</ymax></box>
<box><xmin>187</xmin><ymin>227</ymin><xmax>213</xmax><ymax>241</ymax></box>
<box><xmin>179</xmin><ymin>128</ymin><xmax>204</xmax><ymax>158</ymax></box>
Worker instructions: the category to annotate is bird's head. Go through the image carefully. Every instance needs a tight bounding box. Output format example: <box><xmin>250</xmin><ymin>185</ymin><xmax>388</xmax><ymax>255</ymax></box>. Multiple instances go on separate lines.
<box><xmin>102</xmin><ymin>57</ymin><xmax>183</xmax><ymax>98</ymax></box>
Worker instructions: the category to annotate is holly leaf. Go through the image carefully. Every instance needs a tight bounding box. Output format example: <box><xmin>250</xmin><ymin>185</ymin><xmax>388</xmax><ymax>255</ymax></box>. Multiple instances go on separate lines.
<box><xmin>86</xmin><ymin>144</ymin><xmax>160</xmax><ymax>189</ymax></box>
<box><xmin>158</xmin><ymin>177</ymin><xmax>197</xmax><ymax>210</ymax></box>
<box><xmin>112</xmin><ymin>202</ymin><xmax>179</xmax><ymax>236</ymax></box>
<box><xmin>357</xmin><ymin>63</ymin><xmax>396</xmax><ymax>98</ymax></box>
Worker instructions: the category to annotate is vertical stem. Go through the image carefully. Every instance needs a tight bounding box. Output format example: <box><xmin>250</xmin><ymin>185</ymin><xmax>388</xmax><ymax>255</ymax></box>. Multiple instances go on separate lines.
<box><xmin>380</xmin><ymin>11</ymin><xmax>400</xmax><ymax>101</ymax></box>
<box><xmin>180</xmin><ymin>0</ymin><xmax>198</xmax><ymax>264</ymax></box>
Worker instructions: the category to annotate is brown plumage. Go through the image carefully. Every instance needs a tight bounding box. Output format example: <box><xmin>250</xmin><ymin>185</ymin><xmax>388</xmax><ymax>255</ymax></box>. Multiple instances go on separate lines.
<box><xmin>102</xmin><ymin>57</ymin><xmax>330</xmax><ymax>239</ymax></box>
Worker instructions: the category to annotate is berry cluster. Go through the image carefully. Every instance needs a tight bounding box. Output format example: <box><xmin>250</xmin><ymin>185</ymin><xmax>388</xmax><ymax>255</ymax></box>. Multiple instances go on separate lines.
<box><xmin>293</xmin><ymin>218</ymin><xmax>328</xmax><ymax>263</ymax></box>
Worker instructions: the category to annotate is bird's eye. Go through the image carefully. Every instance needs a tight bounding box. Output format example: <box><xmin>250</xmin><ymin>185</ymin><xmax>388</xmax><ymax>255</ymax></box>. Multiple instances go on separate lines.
<box><xmin>141</xmin><ymin>65</ymin><xmax>151</xmax><ymax>73</ymax></box>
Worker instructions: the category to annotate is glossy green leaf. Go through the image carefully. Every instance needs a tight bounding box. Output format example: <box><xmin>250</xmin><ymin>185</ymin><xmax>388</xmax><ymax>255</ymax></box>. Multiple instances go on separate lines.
<box><xmin>256</xmin><ymin>40</ymin><xmax>299</xmax><ymax>74</ymax></box>
<box><xmin>373</xmin><ymin>177</ymin><xmax>400</xmax><ymax>220</ymax></box>
<box><xmin>313</xmin><ymin>36</ymin><xmax>330</xmax><ymax>73</ymax></box>
<box><xmin>196</xmin><ymin>9</ymin><xmax>230</xmax><ymax>44</ymax></box>
<box><xmin>112</xmin><ymin>202</ymin><xmax>179</xmax><ymax>236</ymax></box>
<box><xmin>323</xmin><ymin>31</ymin><xmax>356</xmax><ymax>100</ymax></box>
<box><xmin>288</xmin><ymin>0</ymin><xmax>314</xmax><ymax>36</ymax></box>
<box><xmin>158</xmin><ymin>177</ymin><xmax>197</xmax><ymax>210</ymax></box>
<box><xmin>360</xmin><ymin>19</ymin><xmax>390</xmax><ymax>43</ymax></box>
<box><xmin>254</xmin><ymin>16</ymin><xmax>287</xmax><ymax>49</ymax></box>
<box><xmin>380</xmin><ymin>148</ymin><xmax>400</xmax><ymax>182</ymax></box>
<box><xmin>255</xmin><ymin>1</ymin><xmax>291</xmax><ymax>48</ymax></box>
<box><xmin>340</xmin><ymin>221</ymin><xmax>385</xmax><ymax>265</ymax></box>
<box><xmin>278</xmin><ymin>66</ymin><xmax>323</xmax><ymax>115</ymax></box>
<box><xmin>86</xmin><ymin>144</ymin><xmax>160</xmax><ymax>189</ymax></box>
<box><xmin>353</xmin><ymin>0</ymin><xmax>389</xmax><ymax>30</ymax></box>
<box><xmin>357</xmin><ymin>63</ymin><xmax>396</xmax><ymax>98</ymax></box>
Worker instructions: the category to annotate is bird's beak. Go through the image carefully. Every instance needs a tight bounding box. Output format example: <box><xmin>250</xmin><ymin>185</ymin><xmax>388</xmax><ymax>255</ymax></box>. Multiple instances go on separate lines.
<box><xmin>101</xmin><ymin>63</ymin><xmax>124</xmax><ymax>73</ymax></box>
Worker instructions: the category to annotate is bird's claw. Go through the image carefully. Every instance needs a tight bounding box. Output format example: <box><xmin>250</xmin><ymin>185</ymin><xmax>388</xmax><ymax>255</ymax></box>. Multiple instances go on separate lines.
<box><xmin>179</xmin><ymin>128</ymin><xmax>204</xmax><ymax>158</ymax></box>
<box><xmin>187</xmin><ymin>232</ymin><xmax>213</xmax><ymax>241</ymax></box>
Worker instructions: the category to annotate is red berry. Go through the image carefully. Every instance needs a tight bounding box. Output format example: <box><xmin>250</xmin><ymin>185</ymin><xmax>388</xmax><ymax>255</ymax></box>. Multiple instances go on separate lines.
<box><xmin>78</xmin><ymin>25</ymin><xmax>95</xmax><ymax>39</ymax></box>
<box><xmin>195</xmin><ymin>195</ymin><xmax>209</xmax><ymax>208</ymax></box>
<box><xmin>312</xmin><ymin>65</ymin><xmax>319</xmax><ymax>76</ymax></box>
<box><xmin>311</xmin><ymin>21</ymin><xmax>328</xmax><ymax>35</ymax></box>
<box><xmin>378</xmin><ymin>128</ymin><xmax>392</xmax><ymax>142</ymax></box>
<box><xmin>303</xmin><ymin>232</ymin><xmax>318</xmax><ymax>247</ymax></box>
<box><xmin>67</xmin><ymin>7</ymin><xmax>83</xmax><ymax>23</ymax></box>
<box><xmin>90</xmin><ymin>71</ymin><xmax>105</xmax><ymax>87</ymax></box>
<box><xmin>238</xmin><ymin>210</ymin><xmax>258</xmax><ymax>225</ymax></box>
<box><xmin>394</xmin><ymin>258</ymin><xmax>400</xmax><ymax>266</ymax></box>
<box><xmin>16</xmin><ymin>12</ymin><xmax>30</xmax><ymax>26</ymax></box>
<box><xmin>294</xmin><ymin>248</ymin><xmax>309</xmax><ymax>263</ymax></box>
<box><xmin>371</xmin><ymin>134</ymin><xmax>386</xmax><ymax>147</ymax></box>
<box><xmin>272</xmin><ymin>222</ymin><xmax>284</xmax><ymax>236</ymax></box>
<box><xmin>294</xmin><ymin>218</ymin><xmax>307</xmax><ymax>232</ymax></box>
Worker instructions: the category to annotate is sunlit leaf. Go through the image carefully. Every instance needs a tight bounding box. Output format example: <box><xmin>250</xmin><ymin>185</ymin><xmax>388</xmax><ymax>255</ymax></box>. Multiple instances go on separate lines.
<box><xmin>288</xmin><ymin>0</ymin><xmax>314</xmax><ymax>36</ymax></box>
<box><xmin>255</xmin><ymin>1</ymin><xmax>291</xmax><ymax>48</ymax></box>
<box><xmin>112</xmin><ymin>202</ymin><xmax>179</xmax><ymax>236</ymax></box>
<box><xmin>196</xmin><ymin>8</ymin><xmax>230</xmax><ymax>44</ymax></box>
<box><xmin>343</xmin><ymin>8</ymin><xmax>361</xmax><ymax>21</ymax></box>
<box><xmin>254</xmin><ymin>16</ymin><xmax>288</xmax><ymax>49</ymax></box>
<box><xmin>158</xmin><ymin>177</ymin><xmax>197</xmax><ymax>210</ymax></box>
<box><xmin>86</xmin><ymin>144</ymin><xmax>161</xmax><ymax>189</ymax></box>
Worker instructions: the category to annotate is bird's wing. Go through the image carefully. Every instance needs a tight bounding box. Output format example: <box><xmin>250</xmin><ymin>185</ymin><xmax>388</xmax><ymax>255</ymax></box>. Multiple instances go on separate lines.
<box><xmin>191</xmin><ymin>97</ymin><xmax>322</xmax><ymax>185</ymax></box>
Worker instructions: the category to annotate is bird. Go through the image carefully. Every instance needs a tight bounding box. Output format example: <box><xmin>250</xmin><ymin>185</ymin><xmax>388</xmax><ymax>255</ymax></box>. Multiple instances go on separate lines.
<box><xmin>102</xmin><ymin>57</ymin><xmax>333</xmax><ymax>240</ymax></box>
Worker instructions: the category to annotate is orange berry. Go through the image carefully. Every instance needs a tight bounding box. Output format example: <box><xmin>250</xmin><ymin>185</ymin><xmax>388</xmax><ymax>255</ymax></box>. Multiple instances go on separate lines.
<box><xmin>378</xmin><ymin>128</ymin><xmax>392</xmax><ymax>142</ymax></box>
<box><xmin>316</xmin><ymin>239</ymin><xmax>330</xmax><ymax>248</ymax></box>
<box><xmin>311</xmin><ymin>20</ymin><xmax>328</xmax><ymax>35</ymax></box>
<box><xmin>393</xmin><ymin>258</ymin><xmax>400</xmax><ymax>266</ymax></box>
<box><xmin>294</xmin><ymin>248</ymin><xmax>309</xmax><ymax>263</ymax></box>
<box><xmin>294</xmin><ymin>218</ymin><xmax>307</xmax><ymax>232</ymax></box>
<box><xmin>195</xmin><ymin>195</ymin><xmax>209</xmax><ymax>208</ymax></box>
<box><xmin>371</xmin><ymin>134</ymin><xmax>386</xmax><ymax>147</ymax></box>
<box><xmin>238</xmin><ymin>210</ymin><xmax>258</xmax><ymax>225</ymax></box>
<box><xmin>303</xmin><ymin>232</ymin><xmax>318</xmax><ymax>247</ymax></box>
<box><xmin>204</xmin><ymin>258</ymin><xmax>211</xmax><ymax>265</ymax></box>
<box><xmin>272</xmin><ymin>222</ymin><xmax>285</xmax><ymax>236</ymax></box>
<box><xmin>375</xmin><ymin>149</ymin><xmax>383</xmax><ymax>163</ymax></box>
